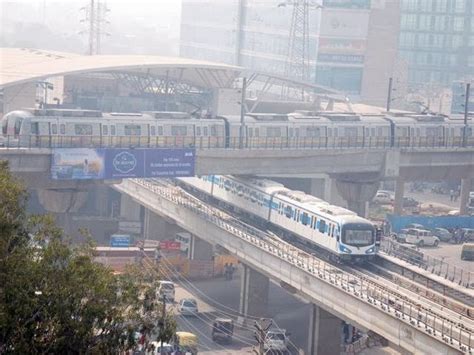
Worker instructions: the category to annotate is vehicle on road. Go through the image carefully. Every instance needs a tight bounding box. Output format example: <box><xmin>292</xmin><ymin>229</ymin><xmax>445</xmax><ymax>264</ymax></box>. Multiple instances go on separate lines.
<box><xmin>468</xmin><ymin>192</ymin><xmax>474</xmax><ymax>215</ymax></box>
<box><xmin>156</xmin><ymin>281</ymin><xmax>175</xmax><ymax>303</ymax></box>
<box><xmin>404</xmin><ymin>229</ymin><xmax>439</xmax><ymax>247</ymax></box>
<box><xmin>178</xmin><ymin>298</ymin><xmax>198</xmax><ymax>316</ymax></box>
<box><xmin>175</xmin><ymin>331</ymin><xmax>198</xmax><ymax>355</ymax></box>
<box><xmin>462</xmin><ymin>228</ymin><xmax>474</xmax><ymax>242</ymax></box>
<box><xmin>264</xmin><ymin>328</ymin><xmax>291</xmax><ymax>355</ymax></box>
<box><xmin>373</xmin><ymin>190</ymin><xmax>394</xmax><ymax>205</ymax></box>
<box><xmin>211</xmin><ymin>318</ymin><xmax>234</xmax><ymax>344</ymax></box>
<box><xmin>175</xmin><ymin>232</ymin><xmax>191</xmax><ymax>254</ymax></box>
<box><xmin>461</xmin><ymin>243</ymin><xmax>474</xmax><ymax>261</ymax></box>
<box><xmin>431</xmin><ymin>228</ymin><xmax>453</xmax><ymax>242</ymax></box>
<box><xmin>147</xmin><ymin>341</ymin><xmax>174</xmax><ymax>354</ymax></box>
<box><xmin>403</xmin><ymin>197</ymin><xmax>419</xmax><ymax>207</ymax></box>
<box><xmin>406</xmin><ymin>223</ymin><xmax>425</xmax><ymax>230</ymax></box>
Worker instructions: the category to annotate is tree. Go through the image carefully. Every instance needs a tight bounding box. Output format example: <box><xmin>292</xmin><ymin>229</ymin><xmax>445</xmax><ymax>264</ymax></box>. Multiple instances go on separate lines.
<box><xmin>0</xmin><ymin>162</ymin><xmax>176</xmax><ymax>353</ymax></box>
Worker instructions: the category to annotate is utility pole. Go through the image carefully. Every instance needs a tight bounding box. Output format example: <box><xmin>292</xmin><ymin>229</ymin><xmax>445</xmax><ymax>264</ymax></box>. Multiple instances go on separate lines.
<box><xmin>463</xmin><ymin>82</ymin><xmax>470</xmax><ymax>147</ymax></box>
<box><xmin>253</xmin><ymin>318</ymin><xmax>272</xmax><ymax>355</ymax></box>
<box><xmin>386</xmin><ymin>77</ymin><xmax>393</xmax><ymax>112</ymax></box>
<box><xmin>159</xmin><ymin>293</ymin><xmax>166</xmax><ymax>355</ymax></box>
<box><xmin>80</xmin><ymin>0</ymin><xmax>110</xmax><ymax>55</ymax></box>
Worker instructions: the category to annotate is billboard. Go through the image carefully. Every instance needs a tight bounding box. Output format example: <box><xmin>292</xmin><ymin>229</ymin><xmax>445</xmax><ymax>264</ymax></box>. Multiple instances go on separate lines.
<box><xmin>52</xmin><ymin>148</ymin><xmax>195</xmax><ymax>180</ymax></box>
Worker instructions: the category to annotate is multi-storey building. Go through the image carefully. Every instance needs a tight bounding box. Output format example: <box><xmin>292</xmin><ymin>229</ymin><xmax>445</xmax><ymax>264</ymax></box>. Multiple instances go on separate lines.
<box><xmin>180</xmin><ymin>0</ymin><xmax>400</xmax><ymax>105</ymax></box>
<box><xmin>399</xmin><ymin>0</ymin><xmax>474</xmax><ymax>87</ymax></box>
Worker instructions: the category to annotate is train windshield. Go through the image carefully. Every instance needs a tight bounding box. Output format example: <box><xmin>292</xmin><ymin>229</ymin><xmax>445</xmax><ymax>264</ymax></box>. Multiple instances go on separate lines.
<box><xmin>342</xmin><ymin>225</ymin><xmax>374</xmax><ymax>247</ymax></box>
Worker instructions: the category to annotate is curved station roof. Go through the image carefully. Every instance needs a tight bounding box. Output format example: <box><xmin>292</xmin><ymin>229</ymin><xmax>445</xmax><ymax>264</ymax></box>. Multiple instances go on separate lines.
<box><xmin>0</xmin><ymin>47</ymin><xmax>242</xmax><ymax>89</ymax></box>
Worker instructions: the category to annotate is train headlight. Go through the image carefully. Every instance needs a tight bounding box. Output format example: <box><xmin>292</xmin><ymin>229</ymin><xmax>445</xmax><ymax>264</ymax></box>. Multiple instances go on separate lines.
<box><xmin>339</xmin><ymin>245</ymin><xmax>352</xmax><ymax>254</ymax></box>
<box><xmin>365</xmin><ymin>247</ymin><xmax>375</xmax><ymax>254</ymax></box>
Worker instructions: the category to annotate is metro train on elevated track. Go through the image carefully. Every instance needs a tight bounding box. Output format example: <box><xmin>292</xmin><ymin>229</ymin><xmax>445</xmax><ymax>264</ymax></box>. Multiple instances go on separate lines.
<box><xmin>177</xmin><ymin>175</ymin><xmax>376</xmax><ymax>263</ymax></box>
<box><xmin>1</xmin><ymin>108</ymin><xmax>473</xmax><ymax>148</ymax></box>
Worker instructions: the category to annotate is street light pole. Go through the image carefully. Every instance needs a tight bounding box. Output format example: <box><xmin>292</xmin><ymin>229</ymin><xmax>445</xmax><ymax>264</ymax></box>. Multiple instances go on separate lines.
<box><xmin>386</xmin><ymin>77</ymin><xmax>393</xmax><ymax>112</ymax></box>
<box><xmin>239</xmin><ymin>77</ymin><xmax>247</xmax><ymax>149</ymax></box>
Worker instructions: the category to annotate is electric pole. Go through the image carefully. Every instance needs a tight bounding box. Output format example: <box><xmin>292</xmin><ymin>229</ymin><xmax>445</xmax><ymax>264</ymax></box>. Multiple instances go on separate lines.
<box><xmin>80</xmin><ymin>0</ymin><xmax>110</xmax><ymax>55</ymax></box>
<box><xmin>253</xmin><ymin>318</ymin><xmax>272</xmax><ymax>355</ymax></box>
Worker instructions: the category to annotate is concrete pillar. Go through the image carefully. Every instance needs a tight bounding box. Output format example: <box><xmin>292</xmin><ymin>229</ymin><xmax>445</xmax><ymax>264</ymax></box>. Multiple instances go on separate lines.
<box><xmin>189</xmin><ymin>235</ymin><xmax>213</xmax><ymax>261</ymax></box>
<box><xmin>307</xmin><ymin>304</ymin><xmax>342</xmax><ymax>355</ymax></box>
<box><xmin>393</xmin><ymin>178</ymin><xmax>405</xmax><ymax>215</ymax></box>
<box><xmin>142</xmin><ymin>208</ymin><xmax>180</xmax><ymax>241</ymax></box>
<box><xmin>36</xmin><ymin>188</ymin><xmax>88</xmax><ymax>213</ymax></box>
<box><xmin>120</xmin><ymin>193</ymin><xmax>141</xmax><ymax>221</ymax></box>
<box><xmin>460</xmin><ymin>178</ymin><xmax>472</xmax><ymax>215</ymax></box>
<box><xmin>239</xmin><ymin>264</ymin><xmax>269</xmax><ymax>317</ymax></box>
<box><xmin>334</xmin><ymin>179</ymin><xmax>380</xmax><ymax>217</ymax></box>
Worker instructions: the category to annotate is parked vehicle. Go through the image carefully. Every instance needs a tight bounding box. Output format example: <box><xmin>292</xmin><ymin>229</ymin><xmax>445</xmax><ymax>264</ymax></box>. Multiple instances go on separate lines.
<box><xmin>179</xmin><ymin>298</ymin><xmax>198</xmax><ymax>316</ymax></box>
<box><xmin>405</xmin><ymin>229</ymin><xmax>439</xmax><ymax>247</ymax></box>
<box><xmin>461</xmin><ymin>228</ymin><xmax>474</xmax><ymax>242</ymax></box>
<box><xmin>156</xmin><ymin>281</ymin><xmax>175</xmax><ymax>303</ymax></box>
<box><xmin>431</xmin><ymin>228</ymin><xmax>453</xmax><ymax>242</ymax></box>
<box><xmin>264</xmin><ymin>328</ymin><xmax>291</xmax><ymax>355</ymax></box>
<box><xmin>406</xmin><ymin>223</ymin><xmax>425</xmax><ymax>229</ymax></box>
<box><xmin>403</xmin><ymin>197</ymin><xmax>419</xmax><ymax>207</ymax></box>
<box><xmin>373</xmin><ymin>190</ymin><xmax>394</xmax><ymax>205</ymax></box>
<box><xmin>211</xmin><ymin>318</ymin><xmax>234</xmax><ymax>344</ymax></box>
<box><xmin>175</xmin><ymin>232</ymin><xmax>191</xmax><ymax>254</ymax></box>
<box><xmin>461</xmin><ymin>243</ymin><xmax>474</xmax><ymax>261</ymax></box>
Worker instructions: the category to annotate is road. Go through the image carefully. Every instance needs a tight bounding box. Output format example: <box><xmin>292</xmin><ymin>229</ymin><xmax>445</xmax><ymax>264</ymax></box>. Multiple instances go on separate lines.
<box><xmin>419</xmin><ymin>242</ymin><xmax>474</xmax><ymax>273</ymax></box>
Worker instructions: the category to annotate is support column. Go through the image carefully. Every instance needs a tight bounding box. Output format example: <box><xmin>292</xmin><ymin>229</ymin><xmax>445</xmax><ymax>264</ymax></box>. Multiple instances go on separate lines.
<box><xmin>189</xmin><ymin>235</ymin><xmax>213</xmax><ymax>261</ymax></box>
<box><xmin>307</xmin><ymin>304</ymin><xmax>342</xmax><ymax>355</ymax></box>
<box><xmin>239</xmin><ymin>264</ymin><xmax>269</xmax><ymax>318</ymax></box>
<box><xmin>393</xmin><ymin>178</ymin><xmax>405</xmax><ymax>215</ymax></box>
<box><xmin>334</xmin><ymin>179</ymin><xmax>380</xmax><ymax>217</ymax></box>
<box><xmin>120</xmin><ymin>193</ymin><xmax>141</xmax><ymax>221</ymax></box>
<box><xmin>460</xmin><ymin>178</ymin><xmax>472</xmax><ymax>215</ymax></box>
<box><xmin>142</xmin><ymin>208</ymin><xmax>180</xmax><ymax>241</ymax></box>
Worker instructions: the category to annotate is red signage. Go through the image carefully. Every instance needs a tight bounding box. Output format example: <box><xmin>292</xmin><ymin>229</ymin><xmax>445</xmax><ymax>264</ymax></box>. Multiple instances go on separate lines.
<box><xmin>159</xmin><ymin>240</ymin><xmax>181</xmax><ymax>251</ymax></box>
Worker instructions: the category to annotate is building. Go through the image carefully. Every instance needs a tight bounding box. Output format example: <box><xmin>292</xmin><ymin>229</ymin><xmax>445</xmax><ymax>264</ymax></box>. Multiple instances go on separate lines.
<box><xmin>399</xmin><ymin>0</ymin><xmax>474</xmax><ymax>87</ymax></box>
<box><xmin>180</xmin><ymin>0</ymin><xmax>401</xmax><ymax>105</ymax></box>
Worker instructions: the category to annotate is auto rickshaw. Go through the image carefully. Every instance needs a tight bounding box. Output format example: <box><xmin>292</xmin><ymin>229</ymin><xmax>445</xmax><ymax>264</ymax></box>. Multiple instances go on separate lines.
<box><xmin>175</xmin><ymin>331</ymin><xmax>198</xmax><ymax>355</ymax></box>
<box><xmin>211</xmin><ymin>318</ymin><xmax>234</xmax><ymax>344</ymax></box>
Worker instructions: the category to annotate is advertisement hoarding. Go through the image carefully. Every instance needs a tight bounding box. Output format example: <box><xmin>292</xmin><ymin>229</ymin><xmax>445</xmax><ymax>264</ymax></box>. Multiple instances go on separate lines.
<box><xmin>52</xmin><ymin>148</ymin><xmax>195</xmax><ymax>180</ymax></box>
<box><xmin>110</xmin><ymin>234</ymin><xmax>131</xmax><ymax>248</ymax></box>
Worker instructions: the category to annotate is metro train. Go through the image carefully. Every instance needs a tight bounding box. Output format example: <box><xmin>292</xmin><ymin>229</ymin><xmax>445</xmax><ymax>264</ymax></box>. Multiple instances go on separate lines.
<box><xmin>1</xmin><ymin>108</ymin><xmax>473</xmax><ymax>148</ymax></box>
<box><xmin>177</xmin><ymin>175</ymin><xmax>376</xmax><ymax>263</ymax></box>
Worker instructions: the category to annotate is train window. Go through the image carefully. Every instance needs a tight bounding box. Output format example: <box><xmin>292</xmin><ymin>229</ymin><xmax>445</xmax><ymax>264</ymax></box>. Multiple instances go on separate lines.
<box><xmin>60</xmin><ymin>124</ymin><xmax>65</xmax><ymax>135</ymax></box>
<box><xmin>157</xmin><ymin>126</ymin><xmax>163</xmax><ymax>135</ymax></box>
<box><xmin>150</xmin><ymin>126</ymin><xmax>156</xmax><ymax>136</ymax></box>
<box><xmin>255</xmin><ymin>128</ymin><xmax>259</xmax><ymax>137</ymax></box>
<box><xmin>110</xmin><ymin>125</ymin><xmax>116</xmax><ymax>136</ymax></box>
<box><xmin>307</xmin><ymin>127</ymin><xmax>320</xmax><ymax>137</ymax></box>
<box><xmin>211</xmin><ymin>126</ymin><xmax>217</xmax><ymax>136</ymax></box>
<box><xmin>295</xmin><ymin>128</ymin><xmax>300</xmax><ymax>137</ymax></box>
<box><xmin>302</xmin><ymin>212</ymin><xmax>309</xmax><ymax>226</ymax></box>
<box><xmin>345</xmin><ymin>127</ymin><xmax>357</xmax><ymax>137</ymax></box>
<box><xmin>318</xmin><ymin>219</ymin><xmax>326</xmax><ymax>234</ymax></box>
<box><xmin>171</xmin><ymin>125</ymin><xmax>187</xmax><ymax>136</ymax></box>
<box><xmin>267</xmin><ymin>127</ymin><xmax>282</xmax><ymax>137</ymax></box>
<box><xmin>284</xmin><ymin>205</ymin><xmax>292</xmax><ymax>219</ymax></box>
<box><xmin>14</xmin><ymin>118</ymin><xmax>24</xmax><ymax>135</ymax></box>
<box><xmin>196</xmin><ymin>127</ymin><xmax>201</xmax><ymax>136</ymax></box>
<box><xmin>74</xmin><ymin>124</ymin><xmax>92</xmax><ymax>135</ymax></box>
<box><xmin>124</xmin><ymin>125</ymin><xmax>141</xmax><ymax>136</ymax></box>
<box><xmin>248</xmin><ymin>128</ymin><xmax>253</xmax><ymax>137</ymax></box>
<box><xmin>51</xmin><ymin>124</ymin><xmax>58</xmax><ymax>135</ymax></box>
<box><xmin>103</xmin><ymin>125</ymin><xmax>108</xmax><ymax>135</ymax></box>
<box><xmin>31</xmin><ymin>123</ymin><xmax>39</xmax><ymax>135</ymax></box>
<box><xmin>426</xmin><ymin>127</ymin><xmax>439</xmax><ymax>137</ymax></box>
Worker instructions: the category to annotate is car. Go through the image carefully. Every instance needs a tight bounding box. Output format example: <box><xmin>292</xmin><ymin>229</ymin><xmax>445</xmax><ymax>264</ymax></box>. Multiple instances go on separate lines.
<box><xmin>406</xmin><ymin>223</ymin><xmax>425</xmax><ymax>229</ymax></box>
<box><xmin>403</xmin><ymin>197</ymin><xmax>419</xmax><ymax>207</ymax></box>
<box><xmin>264</xmin><ymin>329</ymin><xmax>291</xmax><ymax>355</ymax></box>
<box><xmin>156</xmin><ymin>281</ymin><xmax>175</xmax><ymax>303</ymax></box>
<box><xmin>178</xmin><ymin>298</ymin><xmax>198</xmax><ymax>316</ymax></box>
<box><xmin>373</xmin><ymin>190</ymin><xmax>394</xmax><ymax>205</ymax></box>
<box><xmin>405</xmin><ymin>228</ymin><xmax>439</xmax><ymax>247</ymax></box>
<box><xmin>147</xmin><ymin>341</ymin><xmax>174</xmax><ymax>354</ymax></box>
<box><xmin>431</xmin><ymin>228</ymin><xmax>452</xmax><ymax>242</ymax></box>
<box><xmin>461</xmin><ymin>243</ymin><xmax>474</xmax><ymax>261</ymax></box>
<box><xmin>461</xmin><ymin>228</ymin><xmax>474</xmax><ymax>242</ymax></box>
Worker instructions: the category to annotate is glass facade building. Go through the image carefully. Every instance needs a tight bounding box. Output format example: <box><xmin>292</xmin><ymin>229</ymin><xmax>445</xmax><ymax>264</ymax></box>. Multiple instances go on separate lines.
<box><xmin>399</xmin><ymin>0</ymin><xmax>474</xmax><ymax>86</ymax></box>
<box><xmin>180</xmin><ymin>0</ymin><xmax>399</xmax><ymax>101</ymax></box>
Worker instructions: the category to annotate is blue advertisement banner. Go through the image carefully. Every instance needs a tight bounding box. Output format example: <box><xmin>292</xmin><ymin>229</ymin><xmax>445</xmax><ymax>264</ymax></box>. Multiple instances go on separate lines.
<box><xmin>110</xmin><ymin>234</ymin><xmax>131</xmax><ymax>247</ymax></box>
<box><xmin>52</xmin><ymin>148</ymin><xmax>195</xmax><ymax>180</ymax></box>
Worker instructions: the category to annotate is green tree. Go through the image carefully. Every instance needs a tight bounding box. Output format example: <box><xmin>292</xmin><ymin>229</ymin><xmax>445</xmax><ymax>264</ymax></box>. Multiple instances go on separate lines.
<box><xmin>0</xmin><ymin>162</ymin><xmax>176</xmax><ymax>353</ymax></box>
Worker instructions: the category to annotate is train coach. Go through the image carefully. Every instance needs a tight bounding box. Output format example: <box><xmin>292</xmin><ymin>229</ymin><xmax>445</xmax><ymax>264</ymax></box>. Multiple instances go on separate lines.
<box><xmin>1</xmin><ymin>108</ymin><xmax>472</xmax><ymax>149</ymax></box>
<box><xmin>177</xmin><ymin>175</ymin><xmax>376</xmax><ymax>263</ymax></box>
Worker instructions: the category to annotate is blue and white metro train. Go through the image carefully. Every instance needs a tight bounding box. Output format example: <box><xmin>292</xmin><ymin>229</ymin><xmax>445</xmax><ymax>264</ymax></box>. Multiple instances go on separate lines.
<box><xmin>177</xmin><ymin>175</ymin><xmax>376</xmax><ymax>263</ymax></box>
<box><xmin>2</xmin><ymin>108</ymin><xmax>473</xmax><ymax>148</ymax></box>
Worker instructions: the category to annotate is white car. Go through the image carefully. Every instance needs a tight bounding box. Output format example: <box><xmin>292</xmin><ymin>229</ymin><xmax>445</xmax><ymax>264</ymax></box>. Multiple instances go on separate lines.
<box><xmin>178</xmin><ymin>298</ymin><xmax>198</xmax><ymax>316</ymax></box>
<box><xmin>156</xmin><ymin>281</ymin><xmax>175</xmax><ymax>303</ymax></box>
<box><xmin>373</xmin><ymin>190</ymin><xmax>394</xmax><ymax>205</ymax></box>
<box><xmin>264</xmin><ymin>329</ymin><xmax>290</xmax><ymax>354</ymax></box>
<box><xmin>405</xmin><ymin>228</ymin><xmax>439</xmax><ymax>247</ymax></box>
